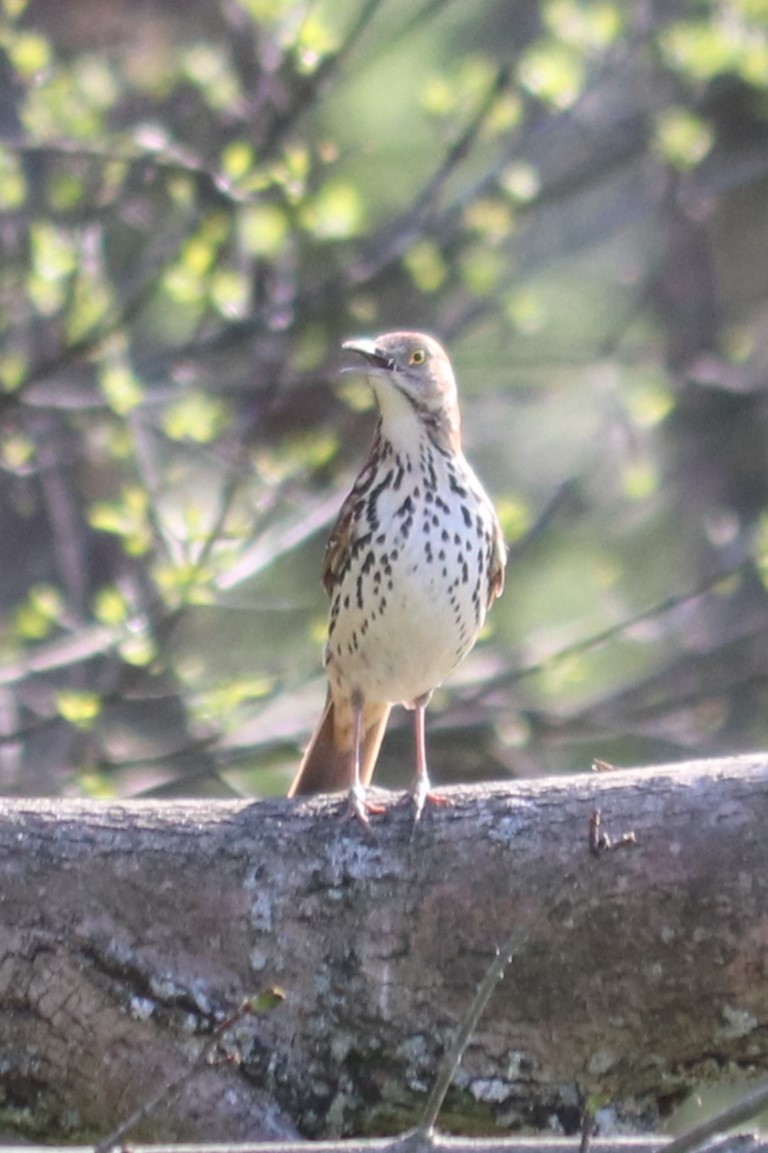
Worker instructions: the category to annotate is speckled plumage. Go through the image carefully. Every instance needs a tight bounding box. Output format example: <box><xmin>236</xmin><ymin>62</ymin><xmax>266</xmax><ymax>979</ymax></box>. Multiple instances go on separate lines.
<box><xmin>288</xmin><ymin>332</ymin><xmax>505</xmax><ymax>820</ymax></box>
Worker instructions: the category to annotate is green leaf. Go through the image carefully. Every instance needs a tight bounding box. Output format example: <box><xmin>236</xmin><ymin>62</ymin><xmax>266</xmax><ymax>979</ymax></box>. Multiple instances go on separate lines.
<box><xmin>270</xmin><ymin>145</ymin><xmax>310</xmax><ymax>204</ymax></box>
<box><xmin>76</xmin><ymin>53</ymin><xmax>119</xmax><ymax>110</ymax></box>
<box><xmin>301</xmin><ymin>181</ymin><xmax>364</xmax><ymax>240</ymax></box>
<box><xmin>93</xmin><ymin>587</ymin><xmax>130</xmax><ymax>626</ymax></box>
<box><xmin>66</xmin><ymin>272</ymin><xmax>112</xmax><ymax>343</ymax></box>
<box><xmin>422</xmin><ymin>56</ymin><xmax>498</xmax><ymax>119</ymax></box>
<box><xmin>654</xmin><ymin>108</ymin><xmax>713</xmax><ymax>170</ymax></box>
<box><xmin>463</xmin><ymin>198</ymin><xmax>514</xmax><ymax>243</ymax></box>
<box><xmin>499</xmin><ymin>161</ymin><xmax>540</xmax><ymax>203</ymax></box>
<box><xmin>622</xmin><ymin>457</ymin><xmax>659</xmax><ymax>501</ymax></box>
<box><xmin>14</xmin><ymin>584</ymin><xmax>65</xmax><ymax>640</ymax></box>
<box><xmin>518</xmin><ymin>40</ymin><xmax>585</xmax><ymax>108</ymax></box>
<box><xmin>22</xmin><ymin>65</ymin><xmax>108</xmax><ymax>139</ymax></box>
<box><xmin>0</xmin><ymin>350</ymin><xmax>27</xmax><ymax>392</ymax></box>
<box><xmin>245</xmin><ymin>986</ymin><xmax>285</xmax><ymax>1013</ymax></box>
<box><xmin>30</xmin><ymin>221</ymin><xmax>76</xmax><ymax>281</ymax></box>
<box><xmin>495</xmin><ymin>495</ymin><xmax>532</xmax><ymax>544</ymax></box>
<box><xmin>118</xmin><ymin>632</ymin><xmax>157</xmax><ymax>667</ymax></box>
<box><xmin>47</xmin><ymin>169</ymin><xmax>85</xmax><ymax>211</ymax></box>
<box><xmin>3</xmin><ymin>0</ymin><xmax>30</xmax><ymax>18</ymax></box>
<box><xmin>543</xmin><ymin>0</ymin><xmax>623</xmax><ymax>50</ymax></box>
<box><xmin>294</xmin><ymin>16</ymin><xmax>337</xmax><ymax>74</ymax></box>
<box><xmin>421</xmin><ymin>73</ymin><xmax>456</xmax><ymax>117</ymax></box>
<box><xmin>1</xmin><ymin>429</ymin><xmax>34</xmax><ymax>470</ymax></box>
<box><xmin>221</xmin><ymin>140</ymin><xmax>255</xmax><ymax>181</ymax></box>
<box><xmin>182</xmin><ymin>43</ymin><xmax>241</xmax><ymax>110</ymax></box>
<box><xmin>210</xmin><ymin>267</ymin><xmax>250</xmax><ymax>319</ymax></box>
<box><xmin>459</xmin><ymin>245</ymin><xmax>502</xmax><ymax>297</ymax></box>
<box><xmin>504</xmin><ymin>288</ymin><xmax>547</xmax><ymax>334</ymax></box>
<box><xmin>88</xmin><ymin>487</ymin><xmax>152</xmax><ymax>556</ymax></box>
<box><xmin>77</xmin><ymin>768</ymin><xmax>117</xmax><ymax>799</ymax></box>
<box><xmin>660</xmin><ymin>18</ymin><xmax>765</xmax><ymax>84</ymax></box>
<box><xmin>239</xmin><ymin>0</ymin><xmax>290</xmax><ymax>21</ymax></box>
<box><xmin>626</xmin><ymin>373</ymin><xmax>674</xmax><ymax>428</ymax></box>
<box><xmin>0</xmin><ymin>146</ymin><xmax>26</xmax><ymax>209</ymax></box>
<box><xmin>163</xmin><ymin>392</ymin><xmax>229</xmax><ymax>443</ymax></box>
<box><xmin>403</xmin><ymin>240</ymin><xmax>448</xmax><ymax>293</ymax></box>
<box><xmin>484</xmin><ymin>92</ymin><xmax>522</xmax><ymax>136</ymax></box>
<box><xmin>239</xmin><ymin>203</ymin><xmax>289</xmax><ymax>257</ymax></box>
<box><xmin>153</xmin><ymin>560</ymin><xmax>215</xmax><ymax>605</ymax></box>
<box><xmin>162</xmin><ymin>263</ymin><xmax>206</xmax><ymax>306</ymax></box>
<box><xmin>100</xmin><ymin>362</ymin><xmax>144</xmax><ymax>415</ymax></box>
<box><xmin>56</xmin><ymin>690</ymin><xmax>102</xmax><ymax>731</ymax></box>
<box><xmin>8</xmin><ymin>29</ymin><xmax>51</xmax><ymax>76</ymax></box>
<box><xmin>197</xmin><ymin>677</ymin><xmax>274</xmax><ymax>724</ymax></box>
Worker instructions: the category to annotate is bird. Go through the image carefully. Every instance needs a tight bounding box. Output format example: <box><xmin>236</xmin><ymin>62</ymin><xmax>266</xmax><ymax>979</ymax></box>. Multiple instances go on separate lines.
<box><xmin>288</xmin><ymin>331</ymin><xmax>506</xmax><ymax>822</ymax></box>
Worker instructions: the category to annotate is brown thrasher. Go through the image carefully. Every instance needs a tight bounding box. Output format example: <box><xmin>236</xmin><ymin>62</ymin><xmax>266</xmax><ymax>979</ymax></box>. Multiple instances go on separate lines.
<box><xmin>288</xmin><ymin>331</ymin><xmax>506</xmax><ymax>821</ymax></box>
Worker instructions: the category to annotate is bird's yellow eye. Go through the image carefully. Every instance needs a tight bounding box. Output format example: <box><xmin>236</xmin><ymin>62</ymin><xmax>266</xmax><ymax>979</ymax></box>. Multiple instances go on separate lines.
<box><xmin>409</xmin><ymin>347</ymin><xmax>426</xmax><ymax>366</ymax></box>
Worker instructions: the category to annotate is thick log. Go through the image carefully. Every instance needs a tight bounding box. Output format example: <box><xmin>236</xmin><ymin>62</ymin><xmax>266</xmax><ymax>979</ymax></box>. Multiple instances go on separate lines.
<box><xmin>0</xmin><ymin>1140</ymin><xmax>766</xmax><ymax>1153</ymax></box>
<box><xmin>0</xmin><ymin>755</ymin><xmax>767</xmax><ymax>1144</ymax></box>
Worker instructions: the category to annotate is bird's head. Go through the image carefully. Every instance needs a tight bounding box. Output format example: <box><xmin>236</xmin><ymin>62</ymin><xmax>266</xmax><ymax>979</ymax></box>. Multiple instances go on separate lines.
<box><xmin>341</xmin><ymin>331</ymin><xmax>462</xmax><ymax>454</ymax></box>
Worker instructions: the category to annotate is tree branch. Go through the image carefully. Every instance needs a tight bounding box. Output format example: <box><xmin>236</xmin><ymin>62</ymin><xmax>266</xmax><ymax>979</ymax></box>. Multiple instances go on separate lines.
<box><xmin>0</xmin><ymin>755</ymin><xmax>767</xmax><ymax>1143</ymax></box>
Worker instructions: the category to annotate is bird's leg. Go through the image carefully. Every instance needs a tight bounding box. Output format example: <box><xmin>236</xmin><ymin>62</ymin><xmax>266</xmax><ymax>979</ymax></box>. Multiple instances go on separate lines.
<box><xmin>404</xmin><ymin>693</ymin><xmax>452</xmax><ymax>821</ymax></box>
<box><xmin>344</xmin><ymin>691</ymin><xmax>385</xmax><ymax>825</ymax></box>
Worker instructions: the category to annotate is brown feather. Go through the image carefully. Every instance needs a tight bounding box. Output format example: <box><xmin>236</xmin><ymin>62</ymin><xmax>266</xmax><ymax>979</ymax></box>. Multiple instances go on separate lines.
<box><xmin>288</xmin><ymin>690</ymin><xmax>391</xmax><ymax>796</ymax></box>
<box><xmin>322</xmin><ymin>427</ymin><xmax>383</xmax><ymax>595</ymax></box>
<box><xmin>489</xmin><ymin>516</ymin><xmax>507</xmax><ymax>606</ymax></box>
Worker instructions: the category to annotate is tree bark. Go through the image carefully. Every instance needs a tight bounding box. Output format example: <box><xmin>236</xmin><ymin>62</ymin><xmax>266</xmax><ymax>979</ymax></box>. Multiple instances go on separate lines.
<box><xmin>1</xmin><ymin>755</ymin><xmax>767</xmax><ymax>1145</ymax></box>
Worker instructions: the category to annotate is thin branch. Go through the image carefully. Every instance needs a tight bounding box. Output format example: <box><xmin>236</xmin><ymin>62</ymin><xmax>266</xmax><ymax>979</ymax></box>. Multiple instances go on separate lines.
<box><xmin>259</xmin><ymin>0</ymin><xmax>386</xmax><ymax>152</ymax></box>
<box><xmin>2</xmin><ymin>135</ymin><xmax>245</xmax><ymax>207</ymax></box>
<box><xmin>350</xmin><ymin>60</ymin><xmax>516</xmax><ymax>283</ymax></box>
<box><xmin>506</xmin><ymin>480</ymin><xmax>580</xmax><ymax>565</ymax></box>
<box><xmin>484</xmin><ymin>556</ymin><xmax>760</xmax><ymax>694</ymax></box>
<box><xmin>390</xmin><ymin>869</ymin><xmax>580</xmax><ymax>1146</ymax></box>
<box><xmin>190</xmin><ymin>445</ymin><xmax>252</xmax><ymax>576</ymax></box>
<box><xmin>349</xmin><ymin>0</ymin><xmax>464</xmax><ymax>70</ymax></box>
<box><xmin>658</xmin><ymin>1080</ymin><xmax>768</xmax><ymax>1153</ymax></box>
<box><xmin>0</xmin><ymin>624</ymin><xmax>120</xmax><ymax>690</ymax></box>
<box><xmin>215</xmin><ymin>488</ymin><xmax>344</xmax><ymax>591</ymax></box>
<box><xmin>93</xmin><ymin>992</ymin><xmax>283</xmax><ymax>1153</ymax></box>
<box><xmin>5</xmin><ymin>222</ymin><xmax>190</xmax><ymax>411</ymax></box>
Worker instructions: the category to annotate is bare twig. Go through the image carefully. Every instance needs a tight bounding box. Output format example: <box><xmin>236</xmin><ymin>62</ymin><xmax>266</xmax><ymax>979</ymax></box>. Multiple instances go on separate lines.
<box><xmin>259</xmin><ymin>0</ymin><xmax>386</xmax><ymax>151</ymax></box>
<box><xmin>588</xmin><ymin>809</ymin><xmax>637</xmax><ymax>858</ymax></box>
<box><xmin>657</xmin><ymin>1081</ymin><xmax>768</xmax><ymax>1153</ymax></box>
<box><xmin>388</xmin><ymin>869</ymin><xmax>580</xmax><ymax>1148</ymax></box>
<box><xmin>93</xmin><ymin>989</ymin><xmax>284</xmax><ymax>1153</ymax></box>
<box><xmin>351</xmin><ymin>59</ymin><xmax>515</xmax><ymax>283</ymax></box>
<box><xmin>483</xmin><ymin>556</ymin><xmax>759</xmax><ymax>694</ymax></box>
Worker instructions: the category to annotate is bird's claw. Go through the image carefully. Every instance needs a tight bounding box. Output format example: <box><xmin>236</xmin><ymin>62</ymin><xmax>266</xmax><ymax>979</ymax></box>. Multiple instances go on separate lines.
<box><xmin>343</xmin><ymin>782</ymin><xmax>386</xmax><ymax>826</ymax></box>
<box><xmin>400</xmin><ymin>775</ymin><xmax>453</xmax><ymax>822</ymax></box>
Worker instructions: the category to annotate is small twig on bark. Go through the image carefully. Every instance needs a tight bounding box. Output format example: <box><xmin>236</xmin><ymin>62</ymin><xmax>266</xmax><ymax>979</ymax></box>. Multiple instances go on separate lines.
<box><xmin>92</xmin><ymin>988</ymin><xmax>284</xmax><ymax>1153</ymax></box>
<box><xmin>579</xmin><ymin>1103</ymin><xmax>596</xmax><ymax>1153</ymax></box>
<box><xmin>589</xmin><ymin>808</ymin><xmax>637</xmax><ymax>858</ymax></box>
<box><xmin>387</xmin><ymin>870</ymin><xmax>579</xmax><ymax>1151</ymax></box>
<box><xmin>389</xmin><ymin>800</ymin><xmax>643</xmax><ymax>1152</ymax></box>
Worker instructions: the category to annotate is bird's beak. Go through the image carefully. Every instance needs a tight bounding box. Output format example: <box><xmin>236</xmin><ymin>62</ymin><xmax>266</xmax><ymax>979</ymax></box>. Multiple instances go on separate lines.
<box><xmin>341</xmin><ymin>338</ymin><xmax>394</xmax><ymax>373</ymax></box>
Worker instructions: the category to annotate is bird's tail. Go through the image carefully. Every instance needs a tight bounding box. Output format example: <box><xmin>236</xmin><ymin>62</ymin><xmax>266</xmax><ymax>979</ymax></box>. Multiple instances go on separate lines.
<box><xmin>288</xmin><ymin>690</ymin><xmax>391</xmax><ymax>796</ymax></box>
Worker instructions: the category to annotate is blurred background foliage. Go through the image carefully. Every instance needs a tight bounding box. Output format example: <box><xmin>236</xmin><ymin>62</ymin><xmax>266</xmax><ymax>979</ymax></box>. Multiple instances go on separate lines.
<box><xmin>2</xmin><ymin>0</ymin><xmax>768</xmax><ymax>799</ymax></box>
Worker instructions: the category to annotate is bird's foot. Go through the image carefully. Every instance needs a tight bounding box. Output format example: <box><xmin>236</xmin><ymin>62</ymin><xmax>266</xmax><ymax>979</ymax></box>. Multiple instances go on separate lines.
<box><xmin>343</xmin><ymin>781</ymin><xmax>386</xmax><ymax>826</ymax></box>
<box><xmin>399</xmin><ymin>774</ymin><xmax>453</xmax><ymax>822</ymax></box>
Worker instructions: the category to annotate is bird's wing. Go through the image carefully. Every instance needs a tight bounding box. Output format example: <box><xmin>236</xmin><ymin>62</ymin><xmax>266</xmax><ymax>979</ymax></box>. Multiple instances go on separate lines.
<box><xmin>322</xmin><ymin>430</ymin><xmax>383</xmax><ymax>596</ymax></box>
<box><xmin>322</xmin><ymin>489</ymin><xmax>358</xmax><ymax>595</ymax></box>
<box><xmin>488</xmin><ymin>513</ymin><xmax>507</xmax><ymax>606</ymax></box>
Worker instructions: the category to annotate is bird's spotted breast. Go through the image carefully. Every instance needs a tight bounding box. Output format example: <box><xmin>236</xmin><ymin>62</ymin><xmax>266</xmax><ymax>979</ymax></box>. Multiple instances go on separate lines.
<box><xmin>325</xmin><ymin>439</ymin><xmax>497</xmax><ymax>706</ymax></box>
